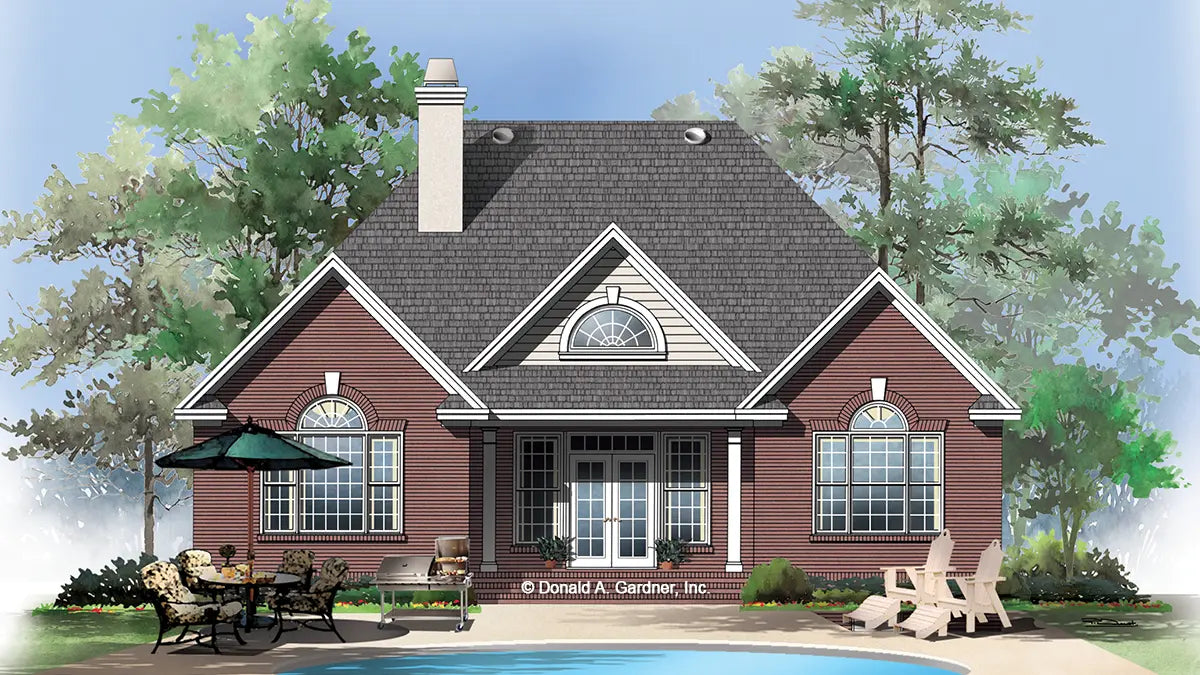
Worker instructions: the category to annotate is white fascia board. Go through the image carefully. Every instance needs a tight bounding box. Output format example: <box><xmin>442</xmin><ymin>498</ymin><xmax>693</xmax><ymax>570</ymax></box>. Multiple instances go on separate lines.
<box><xmin>739</xmin><ymin>268</ymin><xmax>1020</xmax><ymax>411</ymax></box>
<box><xmin>436</xmin><ymin>409</ymin><xmax>493</xmax><ymax>422</ymax></box>
<box><xmin>488</xmin><ymin>409</ymin><xmax>789</xmax><ymax>422</ymax></box>
<box><xmin>464</xmin><ymin>222</ymin><xmax>759</xmax><ymax>372</ymax></box>
<box><xmin>968</xmin><ymin>409</ymin><xmax>1022</xmax><ymax>421</ymax></box>
<box><xmin>172</xmin><ymin>407</ymin><xmax>229</xmax><ymax>422</ymax></box>
<box><xmin>175</xmin><ymin>253</ymin><xmax>487</xmax><ymax>413</ymax></box>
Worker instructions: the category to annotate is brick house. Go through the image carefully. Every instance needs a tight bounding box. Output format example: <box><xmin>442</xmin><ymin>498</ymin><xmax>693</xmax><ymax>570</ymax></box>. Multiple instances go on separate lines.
<box><xmin>173</xmin><ymin>59</ymin><xmax>1019</xmax><ymax>603</ymax></box>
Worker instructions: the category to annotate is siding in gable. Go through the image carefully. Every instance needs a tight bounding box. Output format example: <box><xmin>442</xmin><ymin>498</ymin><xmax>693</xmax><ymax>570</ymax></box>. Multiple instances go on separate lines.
<box><xmin>747</xmin><ymin>292</ymin><xmax>1003</xmax><ymax>577</ymax></box>
<box><xmin>191</xmin><ymin>278</ymin><xmax>473</xmax><ymax>577</ymax></box>
<box><xmin>497</xmin><ymin>247</ymin><xmax>727</xmax><ymax>366</ymax></box>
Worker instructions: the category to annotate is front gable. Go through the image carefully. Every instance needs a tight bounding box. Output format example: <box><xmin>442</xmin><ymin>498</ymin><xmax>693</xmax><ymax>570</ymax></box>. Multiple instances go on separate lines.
<box><xmin>495</xmin><ymin>245</ymin><xmax>728</xmax><ymax>366</ymax></box>
<box><xmin>468</xmin><ymin>223</ymin><xmax>760</xmax><ymax>372</ymax></box>
<box><xmin>741</xmin><ymin>268</ymin><xmax>1020</xmax><ymax>420</ymax></box>
<box><xmin>174</xmin><ymin>254</ymin><xmax>486</xmax><ymax>421</ymax></box>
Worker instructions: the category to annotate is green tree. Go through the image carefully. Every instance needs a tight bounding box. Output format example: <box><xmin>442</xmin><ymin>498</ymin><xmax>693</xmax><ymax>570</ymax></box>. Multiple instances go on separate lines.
<box><xmin>757</xmin><ymin>0</ymin><xmax>1097</xmax><ymax>303</ymax></box>
<box><xmin>0</xmin><ymin>123</ymin><xmax>205</xmax><ymax>556</ymax></box>
<box><xmin>1007</xmin><ymin>365</ymin><xmax>1184</xmax><ymax>577</ymax></box>
<box><xmin>133</xmin><ymin>0</ymin><xmax>425</xmax><ymax>367</ymax></box>
<box><xmin>1</xmin><ymin>0</ymin><xmax>428</xmax><ymax>554</ymax></box>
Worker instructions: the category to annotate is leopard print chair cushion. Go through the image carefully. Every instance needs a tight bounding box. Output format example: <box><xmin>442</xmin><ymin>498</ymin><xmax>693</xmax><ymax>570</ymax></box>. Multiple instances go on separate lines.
<box><xmin>164</xmin><ymin>599</ymin><xmax>243</xmax><ymax>625</ymax></box>
<box><xmin>141</xmin><ymin>561</ymin><xmax>196</xmax><ymax>604</ymax></box>
<box><xmin>310</xmin><ymin>557</ymin><xmax>350</xmax><ymax>593</ymax></box>
<box><xmin>176</xmin><ymin>549</ymin><xmax>217</xmax><ymax>588</ymax></box>
<box><xmin>279</xmin><ymin>549</ymin><xmax>316</xmax><ymax>579</ymax></box>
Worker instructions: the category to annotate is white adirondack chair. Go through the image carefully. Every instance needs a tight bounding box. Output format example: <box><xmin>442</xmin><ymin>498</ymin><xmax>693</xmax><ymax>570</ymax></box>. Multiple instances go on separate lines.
<box><xmin>882</xmin><ymin>529</ymin><xmax>956</xmax><ymax>606</ymax></box>
<box><xmin>938</xmin><ymin>539</ymin><xmax>1011</xmax><ymax>633</ymax></box>
<box><xmin>845</xmin><ymin>530</ymin><xmax>955</xmax><ymax>631</ymax></box>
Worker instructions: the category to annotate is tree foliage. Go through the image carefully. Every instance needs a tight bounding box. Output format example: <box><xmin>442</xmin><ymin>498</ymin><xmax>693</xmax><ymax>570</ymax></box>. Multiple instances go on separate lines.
<box><xmin>1006</xmin><ymin>365</ymin><xmax>1185</xmax><ymax>576</ymax></box>
<box><xmin>1</xmin><ymin>0</ymin><xmax>426</xmax><ymax>556</ymax></box>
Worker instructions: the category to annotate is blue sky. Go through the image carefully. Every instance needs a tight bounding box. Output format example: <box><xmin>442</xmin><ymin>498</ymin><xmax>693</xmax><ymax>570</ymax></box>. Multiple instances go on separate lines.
<box><xmin>2</xmin><ymin>0</ymin><xmax>1196</xmax><ymax>416</ymax></box>
<box><xmin>0</xmin><ymin>0</ymin><xmax>1197</xmax><ymax>590</ymax></box>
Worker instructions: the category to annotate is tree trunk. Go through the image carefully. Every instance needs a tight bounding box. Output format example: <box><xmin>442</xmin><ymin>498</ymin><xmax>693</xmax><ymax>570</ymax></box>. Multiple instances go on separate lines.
<box><xmin>876</xmin><ymin>124</ymin><xmax>893</xmax><ymax>270</ymax></box>
<box><xmin>143</xmin><ymin>438</ymin><xmax>155</xmax><ymax>557</ymax></box>
<box><xmin>1058</xmin><ymin>508</ymin><xmax>1072</xmax><ymax>578</ymax></box>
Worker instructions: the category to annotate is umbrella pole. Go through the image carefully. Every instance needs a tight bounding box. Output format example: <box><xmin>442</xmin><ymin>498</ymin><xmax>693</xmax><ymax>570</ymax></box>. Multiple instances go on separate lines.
<box><xmin>247</xmin><ymin>468</ymin><xmax>255</xmax><ymax>561</ymax></box>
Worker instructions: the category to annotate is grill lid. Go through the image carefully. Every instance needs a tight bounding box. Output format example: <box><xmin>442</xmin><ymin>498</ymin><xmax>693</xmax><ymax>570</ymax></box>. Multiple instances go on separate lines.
<box><xmin>376</xmin><ymin>555</ymin><xmax>434</xmax><ymax>580</ymax></box>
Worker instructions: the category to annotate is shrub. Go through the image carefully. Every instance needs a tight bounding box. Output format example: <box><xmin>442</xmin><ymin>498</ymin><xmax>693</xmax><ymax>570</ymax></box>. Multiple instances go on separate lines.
<box><xmin>813</xmin><ymin>588</ymin><xmax>870</xmax><ymax>604</ymax></box>
<box><xmin>54</xmin><ymin>553</ymin><xmax>158</xmax><ymax>608</ymax></box>
<box><xmin>740</xmin><ymin>558</ymin><xmax>813</xmax><ymax>604</ymax></box>
<box><xmin>997</xmin><ymin>532</ymin><xmax>1143</xmax><ymax>603</ymax></box>
<box><xmin>809</xmin><ymin>574</ymin><xmax>885</xmax><ymax>596</ymax></box>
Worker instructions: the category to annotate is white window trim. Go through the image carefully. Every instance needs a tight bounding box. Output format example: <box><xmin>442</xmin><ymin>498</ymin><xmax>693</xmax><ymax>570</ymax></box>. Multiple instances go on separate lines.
<box><xmin>513</xmin><ymin>432</ymin><xmax>563</xmax><ymax>545</ymax></box>
<box><xmin>558</xmin><ymin>295</ymin><xmax>667</xmax><ymax>360</ymax></box>
<box><xmin>259</xmin><ymin>398</ymin><xmax>404</xmax><ymax>535</ymax></box>
<box><xmin>662</xmin><ymin>432</ymin><xmax>711</xmax><ymax>545</ymax></box>
<box><xmin>812</xmin><ymin>430</ymin><xmax>945</xmax><ymax>536</ymax></box>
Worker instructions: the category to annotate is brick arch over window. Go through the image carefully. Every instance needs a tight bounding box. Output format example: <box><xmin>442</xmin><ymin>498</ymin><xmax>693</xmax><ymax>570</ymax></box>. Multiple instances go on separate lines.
<box><xmin>285</xmin><ymin>383</ymin><xmax>380</xmax><ymax>430</ymax></box>
<box><xmin>836</xmin><ymin>389</ymin><xmax>920</xmax><ymax>429</ymax></box>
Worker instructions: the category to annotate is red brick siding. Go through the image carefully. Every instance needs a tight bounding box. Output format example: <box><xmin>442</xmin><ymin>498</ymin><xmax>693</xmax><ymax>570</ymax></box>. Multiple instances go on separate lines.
<box><xmin>192</xmin><ymin>278</ymin><xmax>471</xmax><ymax>576</ymax></box>
<box><xmin>747</xmin><ymin>292</ymin><xmax>1002</xmax><ymax>577</ymax></box>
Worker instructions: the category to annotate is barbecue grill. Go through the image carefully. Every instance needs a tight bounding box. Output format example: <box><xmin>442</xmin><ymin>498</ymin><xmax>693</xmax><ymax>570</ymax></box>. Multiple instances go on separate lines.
<box><xmin>376</xmin><ymin>536</ymin><xmax>473</xmax><ymax>632</ymax></box>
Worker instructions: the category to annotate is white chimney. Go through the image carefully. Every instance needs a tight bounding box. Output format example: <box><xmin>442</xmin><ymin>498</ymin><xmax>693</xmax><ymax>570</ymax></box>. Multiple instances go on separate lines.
<box><xmin>415</xmin><ymin>58</ymin><xmax>468</xmax><ymax>233</ymax></box>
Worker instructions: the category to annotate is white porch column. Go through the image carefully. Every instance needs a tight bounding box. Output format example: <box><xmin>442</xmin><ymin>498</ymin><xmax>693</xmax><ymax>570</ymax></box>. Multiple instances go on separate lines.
<box><xmin>481</xmin><ymin>428</ymin><xmax>498</xmax><ymax>572</ymax></box>
<box><xmin>725</xmin><ymin>428</ymin><xmax>744</xmax><ymax>572</ymax></box>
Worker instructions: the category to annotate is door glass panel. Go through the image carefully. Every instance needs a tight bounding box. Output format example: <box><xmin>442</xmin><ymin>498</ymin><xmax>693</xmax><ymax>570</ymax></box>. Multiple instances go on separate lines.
<box><xmin>617</xmin><ymin>460</ymin><xmax>649</xmax><ymax>559</ymax></box>
<box><xmin>575</xmin><ymin>460</ymin><xmax>606</xmax><ymax>558</ymax></box>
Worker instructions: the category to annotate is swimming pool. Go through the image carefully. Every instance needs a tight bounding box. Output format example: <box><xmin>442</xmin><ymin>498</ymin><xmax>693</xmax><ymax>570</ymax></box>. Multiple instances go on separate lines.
<box><xmin>280</xmin><ymin>647</ymin><xmax>964</xmax><ymax>674</ymax></box>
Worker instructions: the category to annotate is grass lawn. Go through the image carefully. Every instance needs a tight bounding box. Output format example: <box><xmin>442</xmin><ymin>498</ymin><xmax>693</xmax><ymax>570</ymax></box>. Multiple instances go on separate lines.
<box><xmin>1023</xmin><ymin>601</ymin><xmax>1200</xmax><ymax>675</ymax></box>
<box><xmin>5</xmin><ymin>609</ymin><xmax>160</xmax><ymax>674</ymax></box>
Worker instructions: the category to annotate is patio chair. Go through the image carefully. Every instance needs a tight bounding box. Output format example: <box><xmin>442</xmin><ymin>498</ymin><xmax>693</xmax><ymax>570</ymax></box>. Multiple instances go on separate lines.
<box><xmin>278</xmin><ymin>549</ymin><xmax>316</xmax><ymax>587</ymax></box>
<box><xmin>882</xmin><ymin>529</ymin><xmax>955</xmax><ymax>605</ymax></box>
<box><xmin>140</xmin><ymin>560</ymin><xmax>245</xmax><ymax>654</ymax></box>
<box><xmin>176</xmin><ymin>549</ymin><xmax>231</xmax><ymax>603</ymax></box>
<box><xmin>938</xmin><ymin>539</ymin><xmax>1011</xmax><ymax>633</ymax></box>
<box><xmin>268</xmin><ymin>556</ymin><xmax>350</xmax><ymax>644</ymax></box>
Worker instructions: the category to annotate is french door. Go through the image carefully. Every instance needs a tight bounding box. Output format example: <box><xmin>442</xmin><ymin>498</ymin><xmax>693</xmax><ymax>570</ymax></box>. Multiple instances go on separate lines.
<box><xmin>570</xmin><ymin>454</ymin><xmax>655</xmax><ymax>568</ymax></box>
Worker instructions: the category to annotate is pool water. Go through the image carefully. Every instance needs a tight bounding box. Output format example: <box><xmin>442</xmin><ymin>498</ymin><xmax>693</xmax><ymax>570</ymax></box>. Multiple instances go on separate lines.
<box><xmin>281</xmin><ymin>649</ymin><xmax>960</xmax><ymax>674</ymax></box>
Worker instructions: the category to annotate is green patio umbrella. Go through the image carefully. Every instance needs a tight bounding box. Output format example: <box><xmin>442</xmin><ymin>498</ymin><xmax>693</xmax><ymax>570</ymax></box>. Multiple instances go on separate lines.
<box><xmin>156</xmin><ymin>419</ymin><xmax>350</xmax><ymax>560</ymax></box>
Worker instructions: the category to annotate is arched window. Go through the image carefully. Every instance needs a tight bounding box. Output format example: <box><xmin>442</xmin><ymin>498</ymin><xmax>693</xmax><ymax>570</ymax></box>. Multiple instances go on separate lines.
<box><xmin>558</xmin><ymin>291</ymin><xmax>667</xmax><ymax>359</ymax></box>
<box><xmin>850</xmin><ymin>403</ymin><xmax>907</xmax><ymax>430</ymax></box>
<box><xmin>262</xmin><ymin>397</ymin><xmax>401</xmax><ymax>535</ymax></box>
<box><xmin>814</xmin><ymin>401</ymin><xmax>941</xmax><ymax>535</ymax></box>
<box><xmin>300</xmin><ymin>398</ymin><xmax>365</xmax><ymax>430</ymax></box>
<box><xmin>570</xmin><ymin>306</ymin><xmax>655</xmax><ymax>349</ymax></box>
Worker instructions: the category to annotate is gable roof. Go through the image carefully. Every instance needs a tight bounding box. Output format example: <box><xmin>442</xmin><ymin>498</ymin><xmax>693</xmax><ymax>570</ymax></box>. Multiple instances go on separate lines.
<box><xmin>738</xmin><ymin>267</ymin><xmax>1021</xmax><ymax>417</ymax></box>
<box><xmin>467</xmin><ymin>223</ymin><xmax>759</xmax><ymax>372</ymax></box>
<box><xmin>334</xmin><ymin>120</ymin><xmax>878</xmax><ymax>409</ymax></box>
<box><xmin>173</xmin><ymin>254</ymin><xmax>487</xmax><ymax>420</ymax></box>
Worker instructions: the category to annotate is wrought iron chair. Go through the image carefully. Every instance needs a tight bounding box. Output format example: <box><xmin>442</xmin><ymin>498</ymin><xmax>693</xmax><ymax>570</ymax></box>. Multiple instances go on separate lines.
<box><xmin>268</xmin><ymin>556</ymin><xmax>350</xmax><ymax>643</ymax></box>
<box><xmin>140</xmin><ymin>560</ymin><xmax>245</xmax><ymax>654</ymax></box>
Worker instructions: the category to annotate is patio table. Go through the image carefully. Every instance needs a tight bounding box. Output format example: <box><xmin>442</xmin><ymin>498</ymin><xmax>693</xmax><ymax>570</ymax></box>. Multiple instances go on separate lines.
<box><xmin>201</xmin><ymin>572</ymin><xmax>304</xmax><ymax>632</ymax></box>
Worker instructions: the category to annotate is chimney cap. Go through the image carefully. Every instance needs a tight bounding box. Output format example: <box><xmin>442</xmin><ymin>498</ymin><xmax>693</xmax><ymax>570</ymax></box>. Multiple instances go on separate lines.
<box><xmin>424</xmin><ymin>58</ymin><xmax>459</xmax><ymax>86</ymax></box>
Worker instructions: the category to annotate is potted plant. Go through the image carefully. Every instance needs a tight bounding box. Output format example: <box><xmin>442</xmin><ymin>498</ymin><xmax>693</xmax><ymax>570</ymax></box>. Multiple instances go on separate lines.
<box><xmin>535</xmin><ymin>535</ymin><xmax>575</xmax><ymax>568</ymax></box>
<box><xmin>655</xmin><ymin>537</ymin><xmax>690</xmax><ymax>570</ymax></box>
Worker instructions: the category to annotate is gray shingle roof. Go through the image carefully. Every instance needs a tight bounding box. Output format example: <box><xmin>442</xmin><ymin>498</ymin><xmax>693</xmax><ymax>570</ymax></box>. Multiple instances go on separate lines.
<box><xmin>336</xmin><ymin>120</ymin><xmax>876</xmax><ymax>409</ymax></box>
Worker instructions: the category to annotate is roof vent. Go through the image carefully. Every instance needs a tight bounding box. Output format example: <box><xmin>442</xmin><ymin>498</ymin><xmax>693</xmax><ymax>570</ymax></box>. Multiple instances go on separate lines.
<box><xmin>491</xmin><ymin>127</ymin><xmax>514</xmax><ymax>145</ymax></box>
<box><xmin>684</xmin><ymin>127</ymin><xmax>710</xmax><ymax>145</ymax></box>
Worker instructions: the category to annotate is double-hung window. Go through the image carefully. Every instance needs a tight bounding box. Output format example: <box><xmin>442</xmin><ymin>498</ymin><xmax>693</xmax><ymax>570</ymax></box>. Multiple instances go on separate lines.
<box><xmin>814</xmin><ymin>403</ymin><xmax>942</xmax><ymax>534</ymax></box>
<box><xmin>515</xmin><ymin>435</ymin><xmax>559</xmax><ymax>543</ymax></box>
<box><xmin>663</xmin><ymin>434</ymin><xmax>708</xmax><ymax>543</ymax></box>
<box><xmin>262</xmin><ymin>398</ymin><xmax>402</xmax><ymax>534</ymax></box>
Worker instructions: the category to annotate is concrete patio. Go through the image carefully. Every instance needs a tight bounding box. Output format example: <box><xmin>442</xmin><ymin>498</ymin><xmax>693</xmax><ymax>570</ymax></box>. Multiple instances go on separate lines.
<box><xmin>37</xmin><ymin>604</ymin><xmax>1153</xmax><ymax>675</ymax></box>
